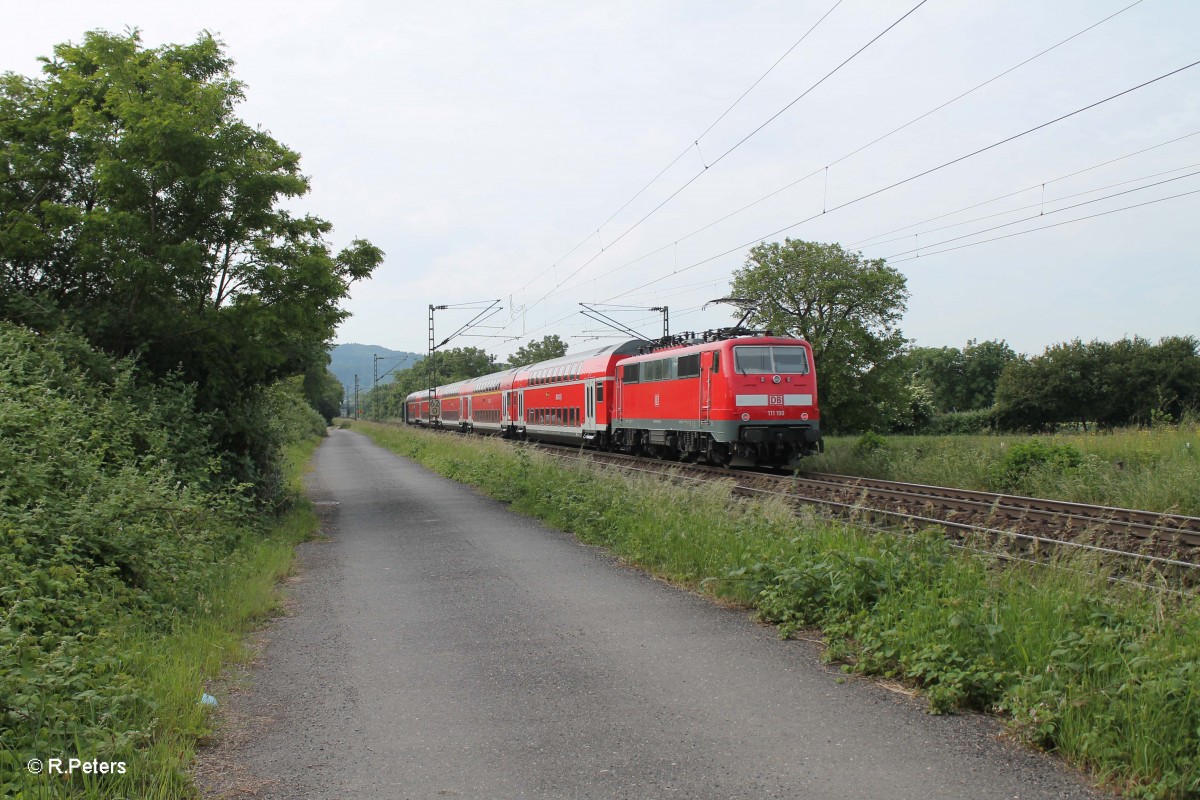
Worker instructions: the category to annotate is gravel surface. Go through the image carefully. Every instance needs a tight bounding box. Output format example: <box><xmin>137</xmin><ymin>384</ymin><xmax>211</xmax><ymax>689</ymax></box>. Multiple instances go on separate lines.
<box><xmin>196</xmin><ymin>429</ymin><xmax>1112</xmax><ymax>799</ymax></box>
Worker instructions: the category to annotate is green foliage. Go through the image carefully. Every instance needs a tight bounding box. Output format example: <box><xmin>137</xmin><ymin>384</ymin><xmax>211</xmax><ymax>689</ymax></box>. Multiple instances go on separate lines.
<box><xmin>880</xmin><ymin>378</ymin><xmax>937</xmax><ymax>434</ymax></box>
<box><xmin>989</xmin><ymin>440</ymin><xmax>1083</xmax><ymax>492</ymax></box>
<box><xmin>0</xmin><ymin>323</ymin><xmax>321</xmax><ymax>797</ymax></box>
<box><xmin>995</xmin><ymin>336</ymin><xmax>1200</xmax><ymax>432</ymax></box>
<box><xmin>507</xmin><ymin>335</ymin><xmax>568</xmax><ymax>367</ymax></box>
<box><xmin>853</xmin><ymin>431</ymin><xmax>889</xmax><ymax>454</ymax></box>
<box><xmin>730</xmin><ymin>239</ymin><xmax>910</xmax><ymax>433</ymax></box>
<box><xmin>0</xmin><ymin>324</ymin><xmax>231</xmax><ymax>783</ymax></box>
<box><xmin>905</xmin><ymin>340</ymin><xmax>1018</xmax><ymax>413</ymax></box>
<box><xmin>0</xmin><ymin>29</ymin><xmax>381</xmax><ymax>494</ymax></box>
<box><xmin>364</xmin><ymin>346</ymin><xmax>499</xmax><ymax>419</ymax></box>
<box><xmin>919</xmin><ymin>408</ymin><xmax>997</xmax><ymax>435</ymax></box>
<box><xmin>303</xmin><ymin>364</ymin><xmax>344</xmax><ymax>424</ymax></box>
<box><xmin>806</xmin><ymin>426</ymin><xmax>1200</xmax><ymax>515</ymax></box>
<box><xmin>357</xmin><ymin>422</ymin><xmax>1200</xmax><ymax>797</ymax></box>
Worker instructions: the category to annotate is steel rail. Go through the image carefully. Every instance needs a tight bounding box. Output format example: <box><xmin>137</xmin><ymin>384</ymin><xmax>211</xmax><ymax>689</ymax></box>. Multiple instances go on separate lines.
<box><xmin>386</xmin><ymin>422</ymin><xmax>1200</xmax><ymax>570</ymax></box>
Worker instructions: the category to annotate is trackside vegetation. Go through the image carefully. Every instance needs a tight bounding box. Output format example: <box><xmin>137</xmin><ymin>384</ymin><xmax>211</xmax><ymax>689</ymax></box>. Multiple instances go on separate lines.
<box><xmin>353</xmin><ymin>421</ymin><xmax>1200</xmax><ymax>799</ymax></box>
<box><xmin>1</xmin><ymin>324</ymin><xmax>322</xmax><ymax>798</ymax></box>
<box><xmin>806</xmin><ymin>425</ymin><xmax>1200</xmax><ymax>516</ymax></box>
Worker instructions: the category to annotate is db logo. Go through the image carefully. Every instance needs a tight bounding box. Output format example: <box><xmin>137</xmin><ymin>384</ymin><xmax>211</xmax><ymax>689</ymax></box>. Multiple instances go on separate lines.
<box><xmin>768</xmin><ymin>395</ymin><xmax>784</xmax><ymax>406</ymax></box>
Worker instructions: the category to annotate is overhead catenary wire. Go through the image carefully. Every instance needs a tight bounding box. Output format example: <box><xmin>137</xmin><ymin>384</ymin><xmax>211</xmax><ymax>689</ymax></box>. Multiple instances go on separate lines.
<box><xmin>825</xmin><ymin>0</ymin><xmax>1144</xmax><ymax>172</ymax></box>
<box><xmin>523</xmin><ymin>0</ymin><xmax>932</xmax><ymax>313</ymax></box>
<box><xmin>849</xmin><ymin>130</ymin><xmax>1200</xmax><ymax>247</ymax></box>
<box><xmin>578</xmin><ymin>165</ymin><xmax>1200</xmax><ymax>335</ymax></box>
<box><xmin>879</xmin><ymin>168</ymin><xmax>1200</xmax><ymax>259</ymax></box>
<box><xmin>481</xmin><ymin>3</ymin><xmax>937</xmax><ymax>351</ymax></box>
<box><xmin>482</xmin><ymin>30</ymin><xmax>1195</xmax><ymax>354</ymax></box>
<box><xmin>525</xmin><ymin>3</ymin><xmax>1157</xmax><ymax>311</ymax></box>
<box><xmin>861</xmin><ymin>161</ymin><xmax>1200</xmax><ymax>250</ymax></box>
<box><xmin>599</xmin><ymin>58</ymin><xmax>1200</xmax><ymax>304</ymax></box>
<box><xmin>512</xmin><ymin>0</ymin><xmax>845</xmax><ymax>295</ymax></box>
<box><xmin>886</xmin><ymin>187</ymin><xmax>1200</xmax><ymax>264</ymax></box>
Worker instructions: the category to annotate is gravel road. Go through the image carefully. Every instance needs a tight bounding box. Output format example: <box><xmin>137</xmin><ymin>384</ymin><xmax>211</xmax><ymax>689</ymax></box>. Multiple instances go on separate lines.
<box><xmin>197</xmin><ymin>429</ymin><xmax>1109</xmax><ymax>799</ymax></box>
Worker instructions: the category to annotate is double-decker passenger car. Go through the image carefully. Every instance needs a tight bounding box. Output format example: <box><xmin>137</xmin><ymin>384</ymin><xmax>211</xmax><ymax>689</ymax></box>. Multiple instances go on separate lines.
<box><xmin>404</xmin><ymin>333</ymin><xmax>822</xmax><ymax>468</ymax></box>
<box><xmin>404</xmin><ymin>340</ymin><xmax>645</xmax><ymax>442</ymax></box>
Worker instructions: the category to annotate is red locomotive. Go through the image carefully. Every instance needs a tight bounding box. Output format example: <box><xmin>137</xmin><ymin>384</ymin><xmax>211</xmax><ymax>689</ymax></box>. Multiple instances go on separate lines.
<box><xmin>404</xmin><ymin>333</ymin><xmax>822</xmax><ymax>468</ymax></box>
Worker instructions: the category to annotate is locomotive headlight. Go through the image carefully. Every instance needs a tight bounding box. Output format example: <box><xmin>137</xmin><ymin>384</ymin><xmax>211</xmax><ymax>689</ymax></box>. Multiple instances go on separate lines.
<box><xmin>772</xmin><ymin>375</ymin><xmax>781</xmax><ymax>384</ymax></box>
<box><xmin>741</xmin><ymin>413</ymin><xmax>750</xmax><ymax>421</ymax></box>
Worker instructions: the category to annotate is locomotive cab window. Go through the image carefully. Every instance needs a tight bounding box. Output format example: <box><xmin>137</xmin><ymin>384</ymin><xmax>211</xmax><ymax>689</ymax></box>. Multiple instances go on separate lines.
<box><xmin>734</xmin><ymin>347</ymin><xmax>772</xmax><ymax>374</ymax></box>
<box><xmin>773</xmin><ymin>347</ymin><xmax>810</xmax><ymax>374</ymax></box>
<box><xmin>734</xmin><ymin>346</ymin><xmax>810</xmax><ymax>374</ymax></box>
<box><xmin>623</xmin><ymin>363</ymin><xmax>640</xmax><ymax>384</ymax></box>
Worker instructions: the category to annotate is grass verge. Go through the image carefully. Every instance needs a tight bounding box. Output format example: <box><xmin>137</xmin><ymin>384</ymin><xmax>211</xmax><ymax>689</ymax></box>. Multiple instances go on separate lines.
<box><xmin>6</xmin><ymin>437</ymin><xmax>321</xmax><ymax>799</ymax></box>
<box><xmin>805</xmin><ymin>425</ymin><xmax>1200</xmax><ymax>515</ymax></box>
<box><xmin>351</xmin><ymin>421</ymin><xmax>1200</xmax><ymax>799</ymax></box>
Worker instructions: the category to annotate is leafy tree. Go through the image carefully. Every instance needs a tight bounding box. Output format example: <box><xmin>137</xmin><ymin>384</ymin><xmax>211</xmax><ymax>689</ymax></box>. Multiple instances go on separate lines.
<box><xmin>303</xmin><ymin>363</ymin><xmax>344</xmax><ymax>424</ymax></box>
<box><xmin>0</xmin><ymin>30</ymin><xmax>381</xmax><ymax>488</ymax></box>
<box><xmin>906</xmin><ymin>339</ymin><xmax>1017</xmax><ymax>412</ymax></box>
<box><xmin>508</xmin><ymin>335</ymin><xmax>567</xmax><ymax>367</ymax></box>
<box><xmin>730</xmin><ymin>239</ymin><xmax>910</xmax><ymax>432</ymax></box>
<box><xmin>365</xmin><ymin>347</ymin><xmax>499</xmax><ymax>419</ymax></box>
<box><xmin>994</xmin><ymin>336</ymin><xmax>1200</xmax><ymax>431</ymax></box>
<box><xmin>905</xmin><ymin>346</ymin><xmax>962</xmax><ymax>412</ymax></box>
<box><xmin>959</xmin><ymin>339</ymin><xmax>1018</xmax><ymax>410</ymax></box>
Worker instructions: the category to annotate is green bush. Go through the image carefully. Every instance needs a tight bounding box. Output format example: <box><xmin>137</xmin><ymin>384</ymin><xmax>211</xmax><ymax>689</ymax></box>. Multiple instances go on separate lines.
<box><xmin>989</xmin><ymin>439</ymin><xmax>1083</xmax><ymax>492</ymax></box>
<box><xmin>0</xmin><ymin>322</ymin><xmax>281</xmax><ymax>795</ymax></box>
<box><xmin>853</xmin><ymin>431</ymin><xmax>889</xmax><ymax>455</ymax></box>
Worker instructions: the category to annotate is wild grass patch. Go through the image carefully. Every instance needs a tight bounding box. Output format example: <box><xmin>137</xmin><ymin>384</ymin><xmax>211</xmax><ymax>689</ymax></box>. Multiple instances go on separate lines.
<box><xmin>355</xmin><ymin>422</ymin><xmax>1200</xmax><ymax>798</ymax></box>
<box><xmin>806</xmin><ymin>425</ymin><xmax>1200</xmax><ymax>515</ymax></box>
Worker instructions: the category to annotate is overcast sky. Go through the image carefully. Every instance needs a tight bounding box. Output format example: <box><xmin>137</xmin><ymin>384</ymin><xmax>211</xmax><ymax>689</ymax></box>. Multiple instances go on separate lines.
<box><xmin>5</xmin><ymin>1</ymin><xmax>1198</xmax><ymax>358</ymax></box>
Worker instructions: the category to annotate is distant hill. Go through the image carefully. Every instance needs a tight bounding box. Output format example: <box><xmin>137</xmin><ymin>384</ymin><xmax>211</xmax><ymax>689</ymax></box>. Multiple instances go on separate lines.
<box><xmin>328</xmin><ymin>343</ymin><xmax>422</xmax><ymax>394</ymax></box>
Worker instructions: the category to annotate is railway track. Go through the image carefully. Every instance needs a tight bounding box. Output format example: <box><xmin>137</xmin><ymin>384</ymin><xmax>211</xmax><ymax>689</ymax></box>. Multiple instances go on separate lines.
<box><xmin>524</xmin><ymin>444</ymin><xmax>1200</xmax><ymax>574</ymax></box>
<box><xmin>383</xmin><ymin>421</ymin><xmax>1200</xmax><ymax>575</ymax></box>
<box><xmin>789</xmin><ymin>472</ymin><xmax>1200</xmax><ymax>547</ymax></box>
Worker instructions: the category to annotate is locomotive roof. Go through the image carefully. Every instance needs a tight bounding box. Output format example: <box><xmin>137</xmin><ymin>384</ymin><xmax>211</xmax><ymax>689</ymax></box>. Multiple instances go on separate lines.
<box><xmin>619</xmin><ymin>334</ymin><xmax>810</xmax><ymax>363</ymax></box>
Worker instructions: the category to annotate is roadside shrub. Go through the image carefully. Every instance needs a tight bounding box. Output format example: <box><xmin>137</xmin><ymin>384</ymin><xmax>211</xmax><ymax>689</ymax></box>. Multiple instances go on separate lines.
<box><xmin>0</xmin><ymin>323</ymin><xmax>256</xmax><ymax>791</ymax></box>
<box><xmin>989</xmin><ymin>440</ymin><xmax>1083</xmax><ymax>492</ymax></box>
<box><xmin>267</xmin><ymin>377</ymin><xmax>329</xmax><ymax>443</ymax></box>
